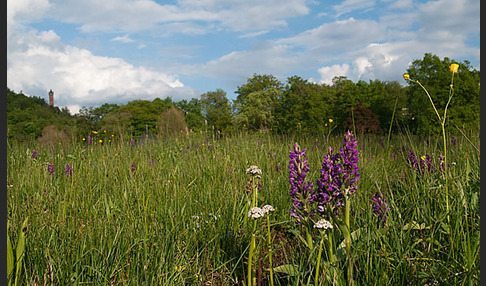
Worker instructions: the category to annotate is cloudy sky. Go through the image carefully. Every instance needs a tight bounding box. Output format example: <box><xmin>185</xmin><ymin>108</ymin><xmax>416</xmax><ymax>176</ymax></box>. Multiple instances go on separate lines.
<box><xmin>7</xmin><ymin>0</ymin><xmax>480</xmax><ymax>114</ymax></box>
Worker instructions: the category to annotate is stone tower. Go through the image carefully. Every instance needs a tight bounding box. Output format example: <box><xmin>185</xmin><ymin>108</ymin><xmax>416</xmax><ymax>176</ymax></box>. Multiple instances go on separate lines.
<box><xmin>49</xmin><ymin>89</ymin><xmax>54</xmax><ymax>107</ymax></box>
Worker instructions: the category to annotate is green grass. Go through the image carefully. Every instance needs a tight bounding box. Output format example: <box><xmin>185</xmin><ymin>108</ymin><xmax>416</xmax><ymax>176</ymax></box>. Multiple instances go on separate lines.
<box><xmin>7</xmin><ymin>130</ymin><xmax>480</xmax><ymax>285</ymax></box>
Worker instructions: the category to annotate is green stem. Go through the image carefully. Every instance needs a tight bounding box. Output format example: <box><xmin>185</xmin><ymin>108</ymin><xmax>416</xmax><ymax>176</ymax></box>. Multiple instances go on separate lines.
<box><xmin>315</xmin><ymin>234</ymin><xmax>325</xmax><ymax>286</ymax></box>
<box><xmin>344</xmin><ymin>193</ymin><xmax>353</xmax><ymax>285</ymax></box>
<box><xmin>248</xmin><ymin>219</ymin><xmax>257</xmax><ymax>286</ymax></box>
<box><xmin>386</xmin><ymin>97</ymin><xmax>399</xmax><ymax>152</ymax></box>
<box><xmin>267</xmin><ymin>216</ymin><xmax>274</xmax><ymax>286</ymax></box>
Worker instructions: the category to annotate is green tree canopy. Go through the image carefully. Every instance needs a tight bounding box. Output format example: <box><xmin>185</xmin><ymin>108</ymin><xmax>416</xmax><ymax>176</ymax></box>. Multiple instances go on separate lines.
<box><xmin>405</xmin><ymin>53</ymin><xmax>480</xmax><ymax>134</ymax></box>
<box><xmin>200</xmin><ymin>89</ymin><xmax>234</xmax><ymax>133</ymax></box>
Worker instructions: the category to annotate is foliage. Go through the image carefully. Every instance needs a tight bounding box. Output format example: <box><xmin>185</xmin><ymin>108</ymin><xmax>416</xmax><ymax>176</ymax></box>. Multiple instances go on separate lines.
<box><xmin>200</xmin><ymin>89</ymin><xmax>234</xmax><ymax>134</ymax></box>
<box><xmin>7</xmin><ymin>53</ymin><xmax>480</xmax><ymax>141</ymax></box>
<box><xmin>157</xmin><ymin>107</ymin><xmax>188</xmax><ymax>137</ymax></box>
<box><xmin>405</xmin><ymin>53</ymin><xmax>480</xmax><ymax>134</ymax></box>
<box><xmin>7</xmin><ymin>131</ymin><xmax>480</xmax><ymax>285</ymax></box>
<box><xmin>7</xmin><ymin>88</ymin><xmax>74</xmax><ymax>142</ymax></box>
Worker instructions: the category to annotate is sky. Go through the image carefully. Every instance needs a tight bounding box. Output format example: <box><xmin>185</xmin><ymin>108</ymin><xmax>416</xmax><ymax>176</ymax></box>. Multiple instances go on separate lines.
<box><xmin>7</xmin><ymin>0</ymin><xmax>480</xmax><ymax>115</ymax></box>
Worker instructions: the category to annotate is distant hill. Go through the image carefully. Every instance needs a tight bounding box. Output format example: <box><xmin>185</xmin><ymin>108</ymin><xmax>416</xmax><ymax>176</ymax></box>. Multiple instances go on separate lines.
<box><xmin>7</xmin><ymin>88</ymin><xmax>74</xmax><ymax>142</ymax></box>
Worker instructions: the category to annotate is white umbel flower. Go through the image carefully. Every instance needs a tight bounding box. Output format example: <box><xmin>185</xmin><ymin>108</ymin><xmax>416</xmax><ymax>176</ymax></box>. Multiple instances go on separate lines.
<box><xmin>248</xmin><ymin>207</ymin><xmax>265</xmax><ymax>219</ymax></box>
<box><xmin>246</xmin><ymin>165</ymin><xmax>262</xmax><ymax>177</ymax></box>
<box><xmin>314</xmin><ymin>219</ymin><xmax>333</xmax><ymax>230</ymax></box>
<box><xmin>262</xmin><ymin>205</ymin><xmax>275</xmax><ymax>214</ymax></box>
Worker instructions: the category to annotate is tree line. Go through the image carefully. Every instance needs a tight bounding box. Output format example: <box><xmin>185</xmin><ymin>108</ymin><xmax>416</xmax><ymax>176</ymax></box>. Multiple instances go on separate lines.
<box><xmin>7</xmin><ymin>53</ymin><xmax>480</xmax><ymax>144</ymax></box>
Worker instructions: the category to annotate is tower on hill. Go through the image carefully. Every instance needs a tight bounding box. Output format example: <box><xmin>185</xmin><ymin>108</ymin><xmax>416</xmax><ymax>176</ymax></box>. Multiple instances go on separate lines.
<box><xmin>49</xmin><ymin>89</ymin><xmax>54</xmax><ymax>107</ymax></box>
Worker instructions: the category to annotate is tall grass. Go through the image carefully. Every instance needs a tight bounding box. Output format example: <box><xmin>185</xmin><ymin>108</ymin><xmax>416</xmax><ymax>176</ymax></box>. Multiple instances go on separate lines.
<box><xmin>7</xmin><ymin>129</ymin><xmax>480</xmax><ymax>285</ymax></box>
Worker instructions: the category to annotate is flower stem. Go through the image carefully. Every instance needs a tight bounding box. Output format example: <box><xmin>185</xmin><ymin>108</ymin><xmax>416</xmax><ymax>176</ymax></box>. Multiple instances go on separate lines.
<box><xmin>266</xmin><ymin>216</ymin><xmax>274</xmax><ymax>286</ymax></box>
<box><xmin>315</xmin><ymin>234</ymin><xmax>325</xmax><ymax>285</ymax></box>
<box><xmin>248</xmin><ymin>219</ymin><xmax>257</xmax><ymax>286</ymax></box>
<box><xmin>344</xmin><ymin>194</ymin><xmax>353</xmax><ymax>285</ymax></box>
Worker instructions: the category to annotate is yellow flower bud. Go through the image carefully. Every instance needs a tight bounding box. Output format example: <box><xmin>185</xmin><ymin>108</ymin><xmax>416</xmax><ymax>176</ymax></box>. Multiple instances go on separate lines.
<box><xmin>403</xmin><ymin>73</ymin><xmax>410</xmax><ymax>80</ymax></box>
<box><xmin>450</xmin><ymin>63</ymin><xmax>459</xmax><ymax>74</ymax></box>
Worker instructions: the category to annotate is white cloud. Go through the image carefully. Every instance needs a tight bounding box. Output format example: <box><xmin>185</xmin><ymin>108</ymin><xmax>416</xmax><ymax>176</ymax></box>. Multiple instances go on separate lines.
<box><xmin>111</xmin><ymin>34</ymin><xmax>134</xmax><ymax>43</ymax></box>
<box><xmin>279</xmin><ymin>17</ymin><xmax>387</xmax><ymax>54</ymax></box>
<box><xmin>317</xmin><ymin>64</ymin><xmax>350</xmax><ymax>85</ymax></box>
<box><xmin>45</xmin><ymin>0</ymin><xmax>310</xmax><ymax>35</ymax></box>
<box><xmin>333</xmin><ymin>0</ymin><xmax>376</xmax><ymax>18</ymax></box>
<box><xmin>7</xmin><ymin>29</ymin><xmax>195</xmax><ymax>114</ymax></box>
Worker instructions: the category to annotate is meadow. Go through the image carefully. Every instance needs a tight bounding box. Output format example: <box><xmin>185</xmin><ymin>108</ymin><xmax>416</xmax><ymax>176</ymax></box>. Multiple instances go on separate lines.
<box><xmin>7</xmin><ymin>128</ymin><xmax>480</xmax><ymax>285</ymax></box>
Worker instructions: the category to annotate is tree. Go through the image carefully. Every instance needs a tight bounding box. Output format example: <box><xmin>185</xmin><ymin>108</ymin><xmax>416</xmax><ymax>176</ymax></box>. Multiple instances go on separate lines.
<box><xmin>157</xmin><ymin>107</ymin><xmax>188</xmax><ymax>137</ymax></box>
<box><xmin>234</xmin><ymin>88</ymin><xmax>279</xmax><ymax>130</ymax></box>
<box><xmin>175</xmin><ymin>98</ymin><xmax>205</xmax><ymax>131</ymax></box>
<box><xmin>200</xmin><ymin>89</ymin><xmax>234</xmax><ymax>133</ymax></box>
<box><xmin>405</xmin><ymin>53</ymin><xmax>480</xmax><ymax>134</ymax></box>
<box><xmin>233</xmin><ymin>74</ymin><xmax>283</xmax><ymax>113</ymax></box>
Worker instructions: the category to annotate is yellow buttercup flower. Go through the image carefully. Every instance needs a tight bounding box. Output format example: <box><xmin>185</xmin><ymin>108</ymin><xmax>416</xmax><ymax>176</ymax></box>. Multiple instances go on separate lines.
<box><xmin>329</xmin><ymin>118</ymin><xmax>333</xmax><ymax>123</ymax></box>
<box><xmin>420</xmin><ymin>155</ymin><xmax>426</xmax><ymax>161</ymax></box>
<box><xmin>403</xmin><ymin>73</ymin><xmax>410</xmax><ymax>80</ymax></box>
<box><xmin>99</xmin><ymin>139</ymin><xmax>103</xmax><ymax>143</ymax></box>
<box><xmin>450</xmin><ymin>63</ymin><xmax>459</xmax><ymax>74</ymax></box>
<box><xmin>92</xmin><ymin>130</ymin><xmax>98</xmax><ymax>134</ymax></box>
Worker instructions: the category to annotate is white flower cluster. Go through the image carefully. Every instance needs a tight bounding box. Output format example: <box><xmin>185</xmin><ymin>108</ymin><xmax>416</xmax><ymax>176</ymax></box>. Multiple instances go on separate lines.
<box><xmin>313</xmin><ymin>219</ymin><xmax>333</xmax><ymax>230</ymax></box>
<box><xmin>248</xmin><ymin>205</ymin><xmax>275</xmax><ymax>219</ymax></box>
<box><xmin>246</xmin><ymin>165</ymin><xmax>262</xmax><ymax>177</ymax></box>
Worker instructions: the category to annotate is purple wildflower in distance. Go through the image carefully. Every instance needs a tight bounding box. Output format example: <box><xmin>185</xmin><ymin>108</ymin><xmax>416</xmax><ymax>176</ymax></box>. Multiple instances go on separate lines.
<box><xmin>450</xmin><ymin>136</ymin><xmax>457</xmax><ymax>147</ymax></box>
<box><xmin>31</xmin><ymin>149</ymin><xmax>38</xmax><ymax>159</ymax></box>
<box><xmin>130</xmin><ymin>138</ymin><xmax>135</xmax><ymax>148</ymax></box>
<box><xmin>372</xmin><ymin>192</ymin><xmax>390</xmax><ymax>222</ymax></box>
<box><xmin>131</xmin><ymin>162</ymin><xmax>137</xmax><ymax>173</ymax></box>
<box><xmin>47</xmin><ymin>163</ymin><xmax>55</xmax><ymax>175</ymax></box>
<box><xmin>87</xmin><ymin>136</ymin><xmax>92</xmax><ymax>145</ymax></box>
<box><xmin>288</xmin><ymin>143</ymin><xmax>316</xmax><ymax>222</ymax></box>
<box><xmin>65</xmin><ymin>163</ymin><xmax>73</xmax><ymax>176</ymax></box>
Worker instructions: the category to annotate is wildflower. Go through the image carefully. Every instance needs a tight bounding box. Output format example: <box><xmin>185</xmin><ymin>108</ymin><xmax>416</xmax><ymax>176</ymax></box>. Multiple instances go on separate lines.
<box><xmin>131</xmin><ymin>162</ymin><xmax>136</xmax><ymax>173</ymax></box>
<box><xmin>87</xmin><ymin>136</ymin><xmax>92</xmax><ymax>145</ymax></box>
<box><xmin>316</xmin><ymin>131</ymin><xmax>360</xmax><ymax>214</ymax></box>
<box><xmin>149</xmin><ymin>159</ymin><xmax>154</xmax><ymax>167</ymax></box>
<box><xmin>372</xmin><ymin>192</ymin><xmax>390</xmax><ymax>222</ymax></box>
<box><xmin>98</xmin><ymin>139</ymin><xmax>103</xmax><ymax>144</ymax></box>
<box><xmin>248</xmin><ymin>207</ymin><xmax>265</xmax><ymax>219</ymax></box>
<box><xmin>262</xmin><ymin>205</ymin><xmax>275</xmax><ymax>214</ymax></box>
<box><xmin>288</xmin><ymin>143</ymin><xmax>316</xmax><ymax>221</ymax></box>
<box><xmin>47</xmin><ymin>163</ymin><xmax>55</xmax><ymax>175</ymax></box>
<box><xmin>65</xmin><ymin>164</ymin><xmax>73</xmax><ymax>176</ymax></box>
<box><xmin>450</xmin><ymin>136</ymin><xmax>457</xmax><ymax>147</ymax></box>
<box><xmin>246</xmin><ymin>165</ymin><xmax>262</xmax><ymax>177</ymax></box>
<box><xmin>31</xmin><ymin>149</ymin><xmax>38</xmax><ymax>159</ymax></box>
<box><xmin>450</xmin><ymin>63</ymin><xmax>459</xmax><ymax>74</ymax></box>
<box><xmin>92</xmin><ymin>130</ymin><xmax>98</xmax><ymax>134</ymax></box>
<box><xmin>313</xmin><ymin>219</ymin><xmax>333</xmax><ymax>230</ymax></box>
<box><xmin>130</xmin><ymin>138</ymin><xmax>135</xmax><ymax>148</ymax></box>
<box><xmin>340</xmin><ymin>131</ymin><xmax>361</xmax><ymax>195</ymax></box>
<box><xmin>316</xmin><ymin>147</ymin><xmax>343</xmax><ymax>212</ymax></box>
<box><xmin>403</xmin><ymin>73</ymin><xmax>410</xmax><ymax>80</ymax></box>
<box><xmin>329</xmin><ymin>118</ymin><xmax>333</xmax><ymax>123</ymax></box>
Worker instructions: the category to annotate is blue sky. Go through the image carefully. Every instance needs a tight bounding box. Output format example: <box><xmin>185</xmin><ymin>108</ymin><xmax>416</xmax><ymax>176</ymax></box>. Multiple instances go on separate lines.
<box><xmin>7</xmin><ymin>0</ymin><xmax>480</xmax><ymax>114</ymax></box>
